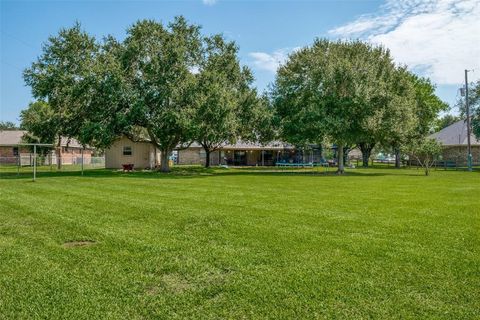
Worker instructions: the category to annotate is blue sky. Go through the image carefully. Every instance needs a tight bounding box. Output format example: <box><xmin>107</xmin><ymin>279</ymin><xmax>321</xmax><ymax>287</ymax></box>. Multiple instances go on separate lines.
<box><xmin>1</xmin><ymin>0</ymin><xmax>479</xmax><ymax>124</ymax></box>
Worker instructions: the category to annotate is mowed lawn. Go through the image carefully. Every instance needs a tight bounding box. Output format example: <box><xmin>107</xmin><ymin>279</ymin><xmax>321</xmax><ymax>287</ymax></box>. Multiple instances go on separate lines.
<box><xmin>0</xmin><ymin>167</ymin><xmax>479</xmax><ymax>319</ymax></box>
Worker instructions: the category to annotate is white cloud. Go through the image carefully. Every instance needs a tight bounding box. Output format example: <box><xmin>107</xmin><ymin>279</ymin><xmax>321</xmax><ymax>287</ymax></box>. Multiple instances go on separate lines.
<box><xmin>202</xmin><ymin>0</ymin><xmax>217</xmax><ymax>5</ymax></box>
<box><xmin>249</xmin><ymin>47</ymin><xmax>300</xmax><ymax>73</ymax></box>
<box><xmin>329</xmin><ymin>0</ymin><xmax>480</xmax><ymax>85</ymax></box>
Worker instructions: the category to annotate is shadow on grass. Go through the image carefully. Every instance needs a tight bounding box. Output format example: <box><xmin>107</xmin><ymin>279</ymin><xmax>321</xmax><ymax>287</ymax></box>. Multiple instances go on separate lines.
<box><xmin>1</xmin><ymin>164</ymin><xmax>461</xmax><ymax>181</ymax></box>
<box><xmin>0</xmin><ymin>166</ymin><xmax>221</xmax><ymax>180</ymax></box>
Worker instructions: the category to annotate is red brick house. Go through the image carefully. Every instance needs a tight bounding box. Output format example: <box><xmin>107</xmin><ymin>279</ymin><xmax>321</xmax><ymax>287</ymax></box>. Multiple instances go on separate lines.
<box><xmin>0</xmin><ymin>130</ymin><xmax>94</xmax><ymax>165</ymax></box>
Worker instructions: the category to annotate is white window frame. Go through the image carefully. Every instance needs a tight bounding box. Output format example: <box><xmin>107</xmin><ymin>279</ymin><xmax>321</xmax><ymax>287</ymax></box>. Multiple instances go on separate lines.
<box><xmin>123</xmin><ymin>146</ymin><xmax>133</xmax><ymax>156</ymax></box>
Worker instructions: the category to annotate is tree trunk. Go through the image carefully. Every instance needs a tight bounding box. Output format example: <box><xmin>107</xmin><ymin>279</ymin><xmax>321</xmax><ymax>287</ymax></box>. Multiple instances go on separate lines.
<box><xmin>205</xmin><ymin>148</ymin><xmax>211</xmax><ymax>168</ymax></box>
<box><xmin>160</xmin><ymin>149</ymin><xmax>170</xmax><ymax>172</ymax></box>
<box><xmin>337</xmin><ymin>143</ymin><xmax>345</xmax><ymax>174</ymax></box>
<box><xmin>424</xmin><ymin>159</ymin><xmax>431</xmax><ymax>176</ymax></box>
<box><xmin>359</xmin><ymin>143</ymin><xmax>374</xmax><ymax>167</ymax></box>
<box><xmin>394</xmin><ymin>147</ymin><xmax>401</xmax><ymax>168</ymax></box>
<box><xmin>362</xmin><ymin>151</ymin><xmax>369</xmax><ymax>167</ymax></box>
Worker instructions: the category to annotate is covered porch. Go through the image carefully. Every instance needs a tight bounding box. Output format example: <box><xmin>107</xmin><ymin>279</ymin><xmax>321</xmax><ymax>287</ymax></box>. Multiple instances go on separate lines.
<box><xmin>219</xmin><ymin>146</ymin><xmax>323</xmax><ymax>166</ymax></box>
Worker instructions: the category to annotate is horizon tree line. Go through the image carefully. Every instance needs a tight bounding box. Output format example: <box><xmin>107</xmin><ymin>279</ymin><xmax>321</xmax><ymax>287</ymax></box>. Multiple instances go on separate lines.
<box><xmin>20</xmin><ymin>16</ymin><xmax>456</xmax><ymax>173</ymax></box>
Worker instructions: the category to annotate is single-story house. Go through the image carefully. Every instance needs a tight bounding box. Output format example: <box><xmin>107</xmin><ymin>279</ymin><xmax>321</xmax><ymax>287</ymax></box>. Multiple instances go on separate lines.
<box><xmin>104</xmin><ymin>136</ymin><xmax>300</xmax><ymax>168</ymax></box>
<box><xmin>176</xmin><ymin>141</ymin><xmax>301</xmax><ymax>166</ymax></box>
<box><xmin>105</xmin><ymin>135</ymin><xmax>342</xmax><ymax>169</ymax></box>
<box><xmin>0</xmin><ymin>130</ymin><xmax>94</xmax><ymax>165</ymax></box>
<box><xmin>429</xmin><ymin>119</ymin><xmax>480</xmax><ymax>164</ymax></box>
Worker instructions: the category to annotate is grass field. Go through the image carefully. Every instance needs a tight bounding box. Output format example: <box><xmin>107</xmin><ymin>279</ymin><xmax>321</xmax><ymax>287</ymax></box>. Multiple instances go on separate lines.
<box><xmin>0</xmin><ymin>166</ymin><xmax>479</xmax><ymax>319</ymax></box>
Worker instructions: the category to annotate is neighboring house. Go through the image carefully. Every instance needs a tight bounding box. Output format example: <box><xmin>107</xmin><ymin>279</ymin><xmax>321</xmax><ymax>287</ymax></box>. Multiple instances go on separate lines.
<box><xmin>177</xmin><ymin>141</ymin><xmax>298</xmax><ymax>166</ymax></box>
<box><xmin>0</xmin><ymin>131</ymin><xmax>30</xmax><ymax>163</ymax></box>
<box><xmin>429</xmin><ymin>119</ymin><xmax>480</xmax><ymax>164</ymax></box>
<box><xmin>105</xmin><ymin>136</ymin><xmax>330</xmax><ymax>168</ymax></box>
<box><xmin>0</xmin><ymin>130</ymin><xmax>94</xmax><ymax>165</ymax></box>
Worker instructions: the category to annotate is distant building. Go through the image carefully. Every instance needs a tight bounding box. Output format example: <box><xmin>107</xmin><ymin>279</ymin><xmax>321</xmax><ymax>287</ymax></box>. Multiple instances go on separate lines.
<box><xmin>429</xmin><ymin>119</ymin><xmax>480</xmax><ymax>164</ymax></box>
<box><xmin>104</xmin><ymin>135</ymin><xmax>160</xmax><ymax>169</ymax></box>
<box><xmin>104</xmin><ymin>135</ymin><xmax>331</xmax><ymax>169</ymax></box>
<box><xmin>0</xmin><ymin>130</ymin><xmax>94</xmax><ymax>165</ymax></box>
<box><xmin>177</xmin><ymin>141</ymin><xmax>300</xmax><ymax>166</ymax></box>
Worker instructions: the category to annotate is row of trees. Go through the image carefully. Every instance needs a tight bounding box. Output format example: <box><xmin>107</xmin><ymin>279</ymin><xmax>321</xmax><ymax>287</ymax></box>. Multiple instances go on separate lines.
<box><xmin>21</xmin><ymin>17</ymin><xmax>449</xmax><ymax>173</ymax></box>
<box><xmin>271</xmin><ymin>39</ymin><xmax>448</xmax><ymax>173</ymax></box>
<box><xmin>21</xmin><ymin>18</ymin><xmax>271</xmax><ymax>171</ymax></box>
<box><xmin>0</xmin><ymin>121</ymin><xmax>20</xmax><ymax>130</ymax></box>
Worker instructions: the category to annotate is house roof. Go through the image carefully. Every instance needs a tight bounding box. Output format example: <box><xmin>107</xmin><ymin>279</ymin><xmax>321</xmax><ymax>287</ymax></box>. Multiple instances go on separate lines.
<box><xmin>0</xmin><ymin>130</ymin><xmax>28</xmax><ymax>146</ymax></box>
<box><xmin>0</xmin><ymin>130</ymin><xmax>89</xmax><ymax>148</ymax></box>
<box><xmin>429</xmin><ymin>119</ymin><xmax>480</xmax><ymax>146</ymax></box>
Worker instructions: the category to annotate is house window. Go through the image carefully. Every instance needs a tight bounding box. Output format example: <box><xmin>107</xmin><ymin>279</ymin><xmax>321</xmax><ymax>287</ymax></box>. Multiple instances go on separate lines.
<box><xmin>13</xmin><ymin>147</ymin><xmax>19</xmax><ymax>156</ymax></box>
<box><xmin>123</xmin><ymin>146</ymin><xmax>132</xmax><ymax>156</ymax></box>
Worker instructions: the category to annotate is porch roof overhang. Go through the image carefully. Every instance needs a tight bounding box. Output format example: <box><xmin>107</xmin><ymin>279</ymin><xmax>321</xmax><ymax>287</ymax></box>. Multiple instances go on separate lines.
<box><xmin>183</xmin><ymin>141</ymin><xmax>296</xmax><ymax>151</ymax></box>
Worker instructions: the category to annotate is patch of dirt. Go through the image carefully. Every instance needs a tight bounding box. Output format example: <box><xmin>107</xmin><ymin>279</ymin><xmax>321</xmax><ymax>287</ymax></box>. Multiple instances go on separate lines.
<box><xmin>161</xmin><ymin>274</ymin><xmax>192</xmax><ymax>293</ymax></box>
<box><xmin>145</xmin><ymin>274</ymin><xmax>193</xmax><ymax>296</ymax></box>
<box><xmin>63</xmin><ymin>240</ymin><xmax>96</xmax><ymax>248</ymax></box>
<box><xmin>145</xmin><ymin>286</ymin><xmax>160</xmax><ymax>296</ymax></box>
<box><xmin>145</xmin><ymin>268</ymin><xmax>233</xmax><ymax>296</ymax></box>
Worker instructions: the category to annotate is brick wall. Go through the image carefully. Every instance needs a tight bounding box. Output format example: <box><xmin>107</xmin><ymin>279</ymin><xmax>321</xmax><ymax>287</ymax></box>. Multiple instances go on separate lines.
<box><xmin>0</xmin><ymin>146</ymin><xmax>30</xmax><ymax>164</ymax></box>
<box><xmin>177</xmin><ymin>148</ymin><xmax>223</xmax><ymax>166</ymax></box>
<box><xmin>442</xmin><ymin>146</ymin><xmax>480</xmax><ymax>164</ymax></box>
<box><xmin>178</xmin><ymin>148</ymin><xmax>203</xmax><ymax>165</ymax></box>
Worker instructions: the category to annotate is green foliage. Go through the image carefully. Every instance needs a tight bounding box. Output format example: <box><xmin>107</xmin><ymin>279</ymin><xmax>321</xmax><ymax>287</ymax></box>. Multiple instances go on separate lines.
<box><xmin>464</xmin><ymin>80</ymin><xmax>480</xmax><ymax>139</ymax></box>
<box><xmin>192</xmin><ymin>34</ymin><xmax>265</xmax><ymax>166</ymax></box>
<box><xmin>404</xmin><ymin>138</ymin><xmax>443</xmax><ymax>176</ymax></box>
<box><xmin>375</xmin><ymin>67</ymin><xmax>417</xmax><ymax>150</ymax></box>
<box><xmin>121</xmin><ymin>17</ymin><xmax>203</xmax><ymax>171</ymax></box>
<box><xmin>21</xmin><ymin>17</ymin><xmax>272</xmax><ymax>171</ymax></box>
<box><xmin>408</xmin><ymin>74</ymin><xmax>448</xmax><ymax>137</ymax></box>
<box><xmin>0</xmin><ymin>121</ymin><xmax>19</xmax><ymax>130</ymax></box>
<box><xmin>272</xmin><ymin>39</ymin><xmax>413</xmax><ymax>172</ymax></box>
<box><xmin>23</xmin><ymin>22</ymin><xmax>98</xmax><ymax>148</ymax></box>
<box><xmin>20</xmin><ymin>101</ymin><xmax>57</xmax><ymax>144</ymax></box>
<box><xmin>435</xmin><ymin>114</ymin><xmax>460</xmax><ymax>131</ymax></box>
<box><xmin>76</xmin><ymin>36</ymin><xmax>136</xmax><ymax>149</ymax></box>
<box><xmin>272</xmin><ymin>39</ymin><xmax>447</xmax><ymax>171</ymax></box>
<box><xmin>456</xmin><ymin>79</ymin><xmax>480</xmax><ymax>117</ymax></box>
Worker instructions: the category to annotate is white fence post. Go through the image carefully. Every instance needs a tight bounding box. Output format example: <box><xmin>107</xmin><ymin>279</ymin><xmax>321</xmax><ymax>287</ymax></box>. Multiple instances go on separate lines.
<box><xmin>33</xmin><ymin>145</ymin><xmax>37</xmax><ymax>182</ymax></box>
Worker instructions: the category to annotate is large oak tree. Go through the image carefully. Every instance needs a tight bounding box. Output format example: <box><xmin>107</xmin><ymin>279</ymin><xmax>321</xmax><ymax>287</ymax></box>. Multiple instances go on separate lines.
<box><xmin>23</xmin><ymin>23</ymin><xmax>98</xmax><ymax>168</ymax></box>
<box><xmin>121</xmin><ymin>17</ymin><xmax>202</xmax><ymax>172</ymax></box>
<box><xmin>273</xmin><ymin>39</ymin><xmax>403</xmax><ymax>173</ymax></box>
<box><xmin>192</xmin><ymin>35</ymin><xmax>272</xmax><ymax>167</ymax></box>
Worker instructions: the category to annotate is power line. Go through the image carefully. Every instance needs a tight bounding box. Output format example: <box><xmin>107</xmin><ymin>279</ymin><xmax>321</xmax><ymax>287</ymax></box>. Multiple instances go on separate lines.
<box><xmin>0</xmin><ymin>30</ymin><xmax>39</xmax><ymax>50</ymax></box>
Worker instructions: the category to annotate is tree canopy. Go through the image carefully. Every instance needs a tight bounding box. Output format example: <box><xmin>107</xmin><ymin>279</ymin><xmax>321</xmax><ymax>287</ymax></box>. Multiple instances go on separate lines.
<box><xmin>272</xmin><ymin>39</ymin><xmax>417</xmax><ymax>172</ymax></box>
<box><xmin>460</xmin><ymin>80</ymin><xmax>480</xmax><ymax>139</ymax></box>
<box><xmin>21</xmin><ymin>21</ymin><xmax>451</xmax><ymax>174</ymax></box>
<box><xmin>272</xmin><ymin>39</ymin><xmax>447</xmax><ymax>171</ymax></box>
<box><xmin>192</xmin><ymin>35</ymin><xmax>263</xmax><ymax>167</ymax></box>
<box><xmin>0</xmin><ymin>121</ymin><xmax>19</xmax><ymax>130</ymax></box>
<box><xmin>403</xmin><ymin>138</ymin><xmax>442</xmax><ymax>176</ymax></box>
<box><xmin>20</xmin><ymin>101</ymin><xmax>57</xmax><ymax>144</ymax></box>
<box><xmin>435</xmin><ymin>114</ymin><xmax>461</xmax><ymax>131</ymax></box>
<box><xmin>23</xmin><ymin>22</ymin><xmax>98</xmax><ymax>167</ymax></box>
<box><xmin>22</xmin><ymin>17</ymin><xmax>271</xmax><ymax>172</ymax></box>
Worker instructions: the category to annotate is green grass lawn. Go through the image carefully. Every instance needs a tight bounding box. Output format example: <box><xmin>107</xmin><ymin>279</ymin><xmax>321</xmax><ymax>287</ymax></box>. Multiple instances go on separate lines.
<box><xmin>0</xmin><ymin>167</ymin><xmax>479</xmax><ymax>319</ymax></box>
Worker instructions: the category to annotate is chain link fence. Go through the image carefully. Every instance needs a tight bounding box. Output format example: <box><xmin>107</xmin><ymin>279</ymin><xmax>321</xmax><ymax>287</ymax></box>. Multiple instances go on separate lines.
<box><xmin>0</xmin><ymin>154</ymin><xmax>105</xmax><ymax>178</ymax></box>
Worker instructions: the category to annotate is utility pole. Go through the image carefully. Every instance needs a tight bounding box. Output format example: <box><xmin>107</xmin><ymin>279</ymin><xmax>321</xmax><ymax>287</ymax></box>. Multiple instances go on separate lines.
<box><xmin>465</xmin><ymin>70</ymin><xmax>472</xmax><ymax>172</ymax></box>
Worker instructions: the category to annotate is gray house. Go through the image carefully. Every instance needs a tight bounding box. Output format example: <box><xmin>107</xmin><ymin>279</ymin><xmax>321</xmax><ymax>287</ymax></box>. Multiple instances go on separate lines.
<box><xmin>429</xmin><ymin>119</ymin><xmax>480</xmax><ymax>164</ymax></box>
